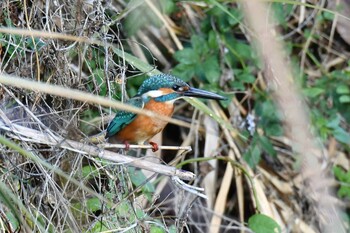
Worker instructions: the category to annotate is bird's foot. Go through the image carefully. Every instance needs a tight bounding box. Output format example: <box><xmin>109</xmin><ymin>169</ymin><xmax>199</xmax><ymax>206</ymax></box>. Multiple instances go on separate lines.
<box><xmin>149</xmin><ymin>141</ymin><xmax>159</xmax><ymax>152</ymax></box>
<box><xmin>123</xmin><ymin>141</ymin><xmax>130</xmax><ymax>151</ymax></box>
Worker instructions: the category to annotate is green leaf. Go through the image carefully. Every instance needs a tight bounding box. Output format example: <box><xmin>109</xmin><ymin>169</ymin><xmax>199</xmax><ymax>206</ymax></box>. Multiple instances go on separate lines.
<box><xmin>208</xmin><ymin>0</ymin><xmax>242</xmax><ymax>29</ymax></box>
<box><xmin>234</xmin><ymin>41</ymin><xmax>253</xmax><ymax>61</ymax></box>
<box><xmin>191</xmin><ymin>35</ymin><xmax>209</xmax><ymax>55</ymax></box>
<box><xmin>230</xmin><ymin>79</ymin><xmax>245</xmax><ymax>91</ymax></box>
<box><xmin>339</xmin><ymin>95</ymin><xmax>350</xmax><ymax>103</ymax></box>
<box><xmin>336</xmin><ymin>85</ymin><xmax>350</xmax><ymax>94</ymax></box>
<box><xmin>333</xmin><ymin>166</ymin><xmax>347</xmax><ymax>181</ymax></box>
<box><xmin>244</xmin><ymin>144</ymin><xmax>261</xmax><ymax>168</ymax></box>
<box><xmin>240</xmin><ymin>72</ymin><xmax>256</xmax><ymax>84</ymax></box>
<box><xmin>254</xmin><ymin>100</ymin><xmax>283</xmax><ymax>136</ymax></box>
<box><xmin>150</xmin><ymin>225</ymin><xmax>165</xmax><ymax>233</ymax></box>
<box><xmin>227</xmin><ymin>8</ymin><xmax>242</xmax><ymax>26</ymax></box>
<box><xmin>93</xmin><ymin>69</ymin><xmax>106</xmax><ymax>96</ymax></box>
<box><xmin>208</xmin><ymin>31</ymin><xmax>218</xmax><ymax>49</ymax></box>
<box><xmin>259</xmin><ymin>135</ymin><xmax>276</xmax><ymax>157</ymax></box>
<box><xmin>248</xmin><ymin>214</ymin><xmax>281</xmax><ymax>233</ymax></box>
<box><xmin>25</xmin><ymin>37</ymin><xmax>46</xmax><ymax>51</ymax></box>
<box><xmin>326</xmin><ymin>116</ymin><xmax>340</xmax><ymax>129</ymax></box>
<box><xmin>333</xmin><ymin>166</ymin><xmax>350</xmax><ymax>198</ymax></box>
<box><xmin>202</xmin><ymin>56</ymin><xmax>220</xmax><ymax>84</ymax></box>
<box><xmin>161</xmin><ymin>0</ymin><xmax>176</xmax><ymax>14</ymax></box>
<box><xmin>303</xmin><ymin>87</ymin><xmax>324</xmax><ymax>98</ymax></box>
<box><xmin>81</xmin><ymin>165</ymin><xmax>98</xmax><ymax>179</ymax></box>
<box><xmin>116</xmin><ymin>201</ymin><xmax>134</xmax><ymax>220</ymax></box>
<box><xmin>128</xmin><ymin>167</ymin><xmax>155</xmax><ymax>201</ymax></box>
<box><xmin>323</xmin><ymin>11</ymin><xmax>335</xmax><ymax>21</ymax></box>
<box><xmin>86</xmin><ymin>197</ymin><xmax>102</xmax><ymax>213</ymax></box>
<box><xmin>173</xmin><ymin>48</ymin><xmax>198</xmax><ymax>65</ymax></box>
<box><xmin>6</xmin><ymin>211</ymin><xmax>19</xmax><ymax>231</ymax></box>
<box><xmin>135</xmin><ymin>208</ymin><xmax>147</xmax><ymax>219</ymax></box>
<box><xmin>71</xmin><ymin>197</ymin><xmax>102</xmax><ymax>215</ymax></box>
<box><xmin>171</xmin><ymin>63</ymin><xmax>195</xmax><ymax>81</ymax></box>
<box><xmin>91</xmin><ymin>221</ymin><xmax>109</xmax><ymax>232</ymax></box>
<box><xmin>338</xmin><ymin>185</ymin><xmax>350</xmax><ymax>198</ymax></box>
<box><xmin>333</xmin><ymin>128</ymin><xmax>350</xmax><ymax>145</ymax></box>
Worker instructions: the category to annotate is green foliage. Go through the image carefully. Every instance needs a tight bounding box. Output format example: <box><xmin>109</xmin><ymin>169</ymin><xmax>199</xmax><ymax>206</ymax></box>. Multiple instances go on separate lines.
<box><xmin>172</xmin><ymin>4</ymin><xmax>258</xmax><ymax>92</ymax></box>
<box><xmin>128</xmin><ymin>167</ymin><xmax>155</xmax><ymax>201</ymax></box>
<box><xmin>5</xmin><ymin>211</ymin><xmax>19</xmax><ymax>231</ymax></box>
<box><xmin>303</xmin><ymin>87</ymin><xmax>325</xmax><ymax>98</ymax></box>
<box><xmin>254</xmin><ymin>99</ymin><xmax>284</xmax><ymax>137</ymax></box>
<box><xmin>87</xmin><ymin>198</ymin><xmax>170</xmax><ymax>232</ymax></box>
<box><xmin>172</xmin><ymin>35</ymin><xmax>221</xmax><ymax>84</ymax></box>
<box><xmin>336</xmin><ymin>85</ymin><xmax>350</xmax><ymax>103</ymax></box>
<box><xmin>333</xmin><ymin>166</ymin><xmax>350</xmax><ymax>199</ymax></box>
<box><xmin>81</xmin><ymin>165</ymin><xmax>99</xmax><ymax>179</ymax></box>
<box><xmin>204</xmin><ymin>1</ymin><xmax>242</xmax><ymax>31</ymax></box>
<box><xmin>0</xmin><ymin>11</ymin><xmax>46</xmax><ymax>61</ymax></box>
<box><xmin>244</xmin><ymin>143</ymin><xmax>261</xmax><ymax>168</ymax></box>
<box><xmin>68</xmin><ymin>162</ymin><xmax>174</xmax><ymax>232</ymax></box>
<box><xmin>270</xmin><ymin>2</ymin><xmax>294</xmax><ymax>27</ymax></box>
<box><xmin>248</xmin><ymin>214</ymin><xmax>281</xmax><ymax>233</ymax></box>
<box><xmin>326</xmin><ymin>116</ymin><xmax>350</xmax><ymax>145</ymax></box>
<box><xmin>244</xmin><ymin>134</ymin><xmax>276</xmax><ymax>168</ymax></box>
<box><xmin>321</xmin><ymin>10</ymin><xmax>335</xmax><ymax>21</ymax></box>
<box><xmin>304</xmin><ymin>69</ymin><xmax>350</xmax><ymax>147</ymax></box>
<box><xmin>0</xmin><ymin>32</ymin><xmax>46</xmax><ymax>63</ymax></box>
<box><xmin>2</xmin><ymin>0</ymin><xmax>347</xmax><ymax>231</ymax></box>
<box><xmin>84</xmin><ymin>48</ymin><xmax>117</xmax><ymax>97</ymax></box>
<box><xmin>171</xmin><ymin>2</ymin><xmax>282</xmax><ymax>171</ymax></box>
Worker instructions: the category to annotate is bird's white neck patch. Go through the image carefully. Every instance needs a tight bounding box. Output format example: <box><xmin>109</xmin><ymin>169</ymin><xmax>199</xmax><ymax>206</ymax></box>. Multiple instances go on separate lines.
<box><xmin>143</xmin><ymin>90</ymin><xmax>164</xmax><ymax>98</ymax></box>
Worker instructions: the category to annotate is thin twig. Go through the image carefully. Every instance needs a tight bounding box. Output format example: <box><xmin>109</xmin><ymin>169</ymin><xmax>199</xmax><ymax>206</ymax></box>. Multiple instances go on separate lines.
<box><xmin>102</xmin><ymin>143</ymin><xmax>192</xmax><ymax>151</ymax></box>
<box><xmin>171</xmin><ymin>176</ymin><xmax>207</xmax><ymax>199</ymax></box>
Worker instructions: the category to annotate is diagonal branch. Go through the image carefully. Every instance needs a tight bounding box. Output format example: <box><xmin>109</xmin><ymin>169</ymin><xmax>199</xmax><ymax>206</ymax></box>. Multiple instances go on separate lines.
<box><xmin>0</xmin><ymin>74</ymin><xmax>192</xmax><ymax>129</ymax></box>
<box><xmin>0</xmin><ymin>121</ymin><xmax>195</xmax><ymax>181</ymax></box>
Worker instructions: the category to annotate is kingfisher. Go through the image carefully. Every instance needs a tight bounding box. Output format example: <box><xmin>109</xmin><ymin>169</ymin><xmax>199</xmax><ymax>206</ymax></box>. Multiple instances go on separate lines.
<box><xmin>105</xmin><ymin>74</ymin><xmax>226</xmax><ymax>152</ymax></box>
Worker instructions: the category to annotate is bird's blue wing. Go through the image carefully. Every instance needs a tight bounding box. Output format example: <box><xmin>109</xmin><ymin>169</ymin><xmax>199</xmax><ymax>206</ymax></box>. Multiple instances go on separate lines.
<box><xmin>105</xmin><ymin>97</ymin><xmax>144</xmax><ymax>138</ymax></box>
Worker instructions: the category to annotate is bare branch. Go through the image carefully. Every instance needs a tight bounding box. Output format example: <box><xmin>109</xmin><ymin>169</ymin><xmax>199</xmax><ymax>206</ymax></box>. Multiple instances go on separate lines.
<box><xmin>0</xmin><ymin>121</ymin><xmax>195</xmax><ymax>181</ymax></box>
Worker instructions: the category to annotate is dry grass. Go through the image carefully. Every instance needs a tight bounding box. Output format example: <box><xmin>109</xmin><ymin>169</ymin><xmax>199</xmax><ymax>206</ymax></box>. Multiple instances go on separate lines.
<box><xmin>0</xmin><ymin>0</ymin><xmax>349</xmax><ymax>232</ymax></box>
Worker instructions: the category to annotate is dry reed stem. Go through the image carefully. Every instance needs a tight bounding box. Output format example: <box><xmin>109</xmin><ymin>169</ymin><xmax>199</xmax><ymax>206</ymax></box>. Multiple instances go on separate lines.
<box><xmin>0</xmin><ymin>74</ymin><xmax>192</xmax><ymax>129</ymax></box>
<box><xmin>144</xmin><ymin>0</ymin><xmax>183</xmax><ymax>50</ymax></box>
<box><xmin>203</xmin><ymin>116</ymin><xmax>219</xmax><ymax>209</ymax></box>
<box><xmin>210</xmin><ymin>150</ymin><xmax>235</xmax><ymax>233</ymax></box>
<box><xmin>242</xmin><ymin>0</ymin><xmax>346</xmax><ymax>232</ymax></box>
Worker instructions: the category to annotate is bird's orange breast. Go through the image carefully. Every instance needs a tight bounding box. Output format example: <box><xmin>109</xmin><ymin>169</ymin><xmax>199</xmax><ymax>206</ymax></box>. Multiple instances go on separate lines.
<box><xmin>114</xmin><ymin>99</ymin><xmax>174</xmax><ymax>144</ymax></box>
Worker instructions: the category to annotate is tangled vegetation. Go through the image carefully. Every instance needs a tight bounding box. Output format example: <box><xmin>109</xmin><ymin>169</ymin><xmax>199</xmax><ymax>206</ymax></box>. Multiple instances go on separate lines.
<box><xmin>0</xmin><ymin>0</ymin><xmax>349</xmax><ymax>232</ymax></box>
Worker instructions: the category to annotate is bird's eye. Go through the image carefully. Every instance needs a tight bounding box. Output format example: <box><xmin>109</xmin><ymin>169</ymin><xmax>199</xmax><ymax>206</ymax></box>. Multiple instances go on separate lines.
<box><xmin>173</xmin><ymin>84</ymin><xmax>185</xmax><ymax>92</ymax></box>
<box><xmin>172</xmin><ymin>85</ymin><xmax>180</xmax><ymax>91</ymax></box>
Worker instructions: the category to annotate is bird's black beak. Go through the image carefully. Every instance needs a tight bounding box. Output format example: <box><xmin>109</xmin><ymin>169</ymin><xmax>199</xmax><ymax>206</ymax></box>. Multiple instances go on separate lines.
<box><xmin>183</xmin><ymin>87</ymin><xmax>227</xmax><ymax>100</ymax></box>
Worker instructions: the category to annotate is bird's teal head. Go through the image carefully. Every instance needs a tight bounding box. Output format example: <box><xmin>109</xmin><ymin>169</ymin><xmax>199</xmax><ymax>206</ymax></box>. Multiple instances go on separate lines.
<box><xmin>137</xmin><ymin>74</ymin><xmax>226</xmax><ymax>103</ymax></box>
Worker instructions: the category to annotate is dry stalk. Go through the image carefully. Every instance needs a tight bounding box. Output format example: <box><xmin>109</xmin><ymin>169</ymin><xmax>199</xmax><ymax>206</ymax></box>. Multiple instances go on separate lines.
<box><xmin>0</xmin><ymin>74</ymin><xmax>191</xmax><ymax>129</ymax></box>
<box><xmin>242</xmin><ymin>1</ymin><xmax>346</xmax><ymax>232</ymax></box>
